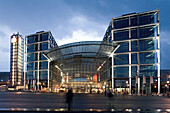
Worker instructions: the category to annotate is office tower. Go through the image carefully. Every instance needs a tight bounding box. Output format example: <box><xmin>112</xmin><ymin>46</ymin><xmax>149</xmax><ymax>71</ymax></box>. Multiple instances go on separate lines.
<box><xmin>25</xmin><ymin>31</ymin><xmax>57</xmax><ymax>91</ymax></box>
<box><xmin>103</xmin><ymin>10</ymin><xmax>160</xmax><ymax>94</ymax></box>
<box><xmin>10</xmin><ymin>33</ymin><xmax>24</xmax><ymax>86</ymax></box>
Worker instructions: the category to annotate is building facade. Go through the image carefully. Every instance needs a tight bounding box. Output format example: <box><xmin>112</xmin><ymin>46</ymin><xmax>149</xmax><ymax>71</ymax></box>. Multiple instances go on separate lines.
<box><xmin>24</xmin><ymin>10</ymin><xmax>160</xmax><ymax>94</ymax></box>
<box><xmin>10</xmin><ymin>33</ymin><xmax>24</xmax><ymax>86</ymax></box>
<box><xmin>103</xmin><ymin>10</ymin><xmax>160</xmax><ymax>94</ymax></box>
<box><xmin>25</xmin><ymin>31</ymin><xmax>57</xmax><ymax>91</ymax></box>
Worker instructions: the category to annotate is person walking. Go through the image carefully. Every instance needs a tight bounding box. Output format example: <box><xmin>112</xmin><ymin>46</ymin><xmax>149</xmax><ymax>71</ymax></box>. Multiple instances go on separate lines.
<box><xmin>66</xmin><ymin>88</ymin><xmax>74</xmax><ymax>111</ymax></box>
<box><xmin>107</xmin><ymin>90</ymin><xmax>113</xmax><ymax>109</ymax></box>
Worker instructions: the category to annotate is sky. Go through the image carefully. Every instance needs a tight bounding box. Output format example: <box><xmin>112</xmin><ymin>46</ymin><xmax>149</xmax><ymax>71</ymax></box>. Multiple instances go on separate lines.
<box><xmin>0</xmin><ymin>0</ymin><xmax>169</xmax><ymax>71</ymax></box>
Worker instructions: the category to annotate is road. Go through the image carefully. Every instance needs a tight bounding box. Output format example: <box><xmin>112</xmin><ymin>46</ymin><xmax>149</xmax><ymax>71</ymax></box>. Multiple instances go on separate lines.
<box><xmin>0</xmin><ymin>92</ymin><xmax>170</xmax><ymax>112</ymax></box>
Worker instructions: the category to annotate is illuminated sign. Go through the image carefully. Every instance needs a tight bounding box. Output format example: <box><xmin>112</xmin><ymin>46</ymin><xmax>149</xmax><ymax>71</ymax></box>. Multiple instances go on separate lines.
<box><xmin>93</xmin><ymin>74</ymin><xmax>97</xmax><ymax>82</ymax></box>
<box><xmin>11</xmin><ymin>36</ymin><xmax>17</xmax><ymax>43</ymax></box>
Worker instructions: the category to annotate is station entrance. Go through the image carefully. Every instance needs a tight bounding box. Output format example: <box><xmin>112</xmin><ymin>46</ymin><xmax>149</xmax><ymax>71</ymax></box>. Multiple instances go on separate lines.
<box><xmin>43</xmin><ymin>41</ymin><xmax>118</xmax><ymax>93</ymax></box>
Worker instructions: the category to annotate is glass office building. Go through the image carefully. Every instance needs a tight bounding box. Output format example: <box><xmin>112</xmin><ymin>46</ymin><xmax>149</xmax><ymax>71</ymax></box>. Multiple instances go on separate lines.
<box><xmin>103</xmin><ymin>10</ymin><xmax>160</xmax><ymax>94</ymax></box>
<box><xmin>25</xmin><ymin>31</ymin><xmax>57</xmax><ymax>90</ymax></box>
<box><xmin>10</xmin><ymin>33</ymin><xmax>24</xmax><ymax>86</ymax></box>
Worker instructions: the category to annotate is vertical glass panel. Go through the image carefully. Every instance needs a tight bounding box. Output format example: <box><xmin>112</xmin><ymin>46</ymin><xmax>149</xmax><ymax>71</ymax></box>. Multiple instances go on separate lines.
<box><xmin>27</xmin><ymin>44</ymin><xmax>34</xmax><ymax>53</ymax></box>
<box><xmin>34</xmin><ymin>71</ymin><xmax>38</xmax><ymax>79</ymax></box>
<box><xmin>27</xmin><ymin>35</ymin><xmax>38</xmax><ymax>44</ymax></box>
<box><xmin>131</xmin><ymin>53</ymin><xmax>138</xmax><ymax>64</ymax></box>
<box><xmin>131</xmin><ymin>66</ymin><xmax>138</xmax><ymax>77</ymax></box>
<box><xmin>39</xmin><ymin>61</ymin><xmax>48</xmax><ymax>69</ymax></box>
<box><xmin>114</xmin><ymin>17</ymin><xmax>129</xmax><ymax>29</ymax></box>
<box><xmin>27</xmin><ymin>62</ymin><xmax>34</xmax><ymax>70</ymax></box>
<box><xmin>114</xmin><ymin>66</ymin><xmax>129</xmax><ymax>78</ymax></box>
<box><xmin>131</xmin><ymin>29</ymin><xmax>138</xmax><ymax>39</ymax></box>
<box><xmin>139</xmin><ymin>52</ymin><xmax>157</xmax><ymax>64</ymax></box>
<box><xmin>114</xmin><ymin>30</ymin><xmax>129</xmax><ymax>41</ymax></box>
<box><xmin>131</xmin><ymin>41</ymin><xmax>138</xmax><ymax>52</ymax></box>
<box><xmin>39</xmin><ymin>52</ymin><xmax>47</xmax><ymax>60</ymax></box>
<box><xmin>114</xmin><ymin>54</ymin><xmax>129</xmax><ymax>65</ymax></box>
<box><xmin>139</xmin><ymin>39</ymin><xmax>157</xmax><ymax>51</ymax></box>
<box><xmin>27</xmin><ymin>71</ymin><xmax>33</xmax><ymax>80</ymax></box>
<box><xmin>139</xmin><ymin>27</ymin><xmax>154</xmax><ymax>38</ymax></box>
<box><xmin>27</xmin><ymin>53</ymin><xmax>34</xmax><ymax>62</ymax></box>
<box><xmin>115</xmin><ymin>42</ymin><xmax>129</xmax><ymax>53</ymax></box>
<box><xmin>39</xmin><ymin>71</ymin><xmax>48</xmax><ymax>80</ymax></box>
<box><xmin>40</xmin><ymin>33</ymin><xmax>49</xmax><ymax>41</ymax></box>
<box><xmin>35</xmin><ymin>53</ymin><xmax>38</xmax><ymax>61</ymax></box>
<box><xmin>139</xmin><ymin>65</ymin><xmax>157</xmax><ymax>77</ymax></box>
<box><xmin>35</xmin><ymin>44</ymin><xmax>38</xmax><ymax>51</ymax></box>
<box><xmin>34</xmin><ymin>62</ymin><xmax>38</xmax><ymax>70</ymax></box>
<box><xmin>139</xmin><ymin>13</ymin><xmax>154</xmax><ymax>25</ymax></box>
<box><xmin>40</xmin><ymin>42</ymin><xmax>48</xmax><ymax>51</ymax></box>
<box><xmin>130</xmin><ymin>16</ymin><xmax>137</xmax><ymax>26</ymax></box>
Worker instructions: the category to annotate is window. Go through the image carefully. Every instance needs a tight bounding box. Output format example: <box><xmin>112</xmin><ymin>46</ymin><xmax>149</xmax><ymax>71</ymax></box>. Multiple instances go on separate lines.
<box><xmin>131</xmin><ymin>29</ymin><xmax>138</xmax><ymax>39</ymax></box>
<box><xmin>139</xmin><ymin>39</ymin><xmax>157</xmax><ymax>51</ymax></box>
<box><xmin>139</xmin><ymin>27</ymin><xmax>154</xmax><ymax>38</ymax></box>
<box><xmin>40</xmin><ymin>42</ymin><xmax>48</xmax><ymax>51</ymax></box>
<box><xmin>114</xmin><ymin>18</ymin><xmax>129</xmax><ymax>29</ymax></box>
<box><xmin>27</xmin><ymin>71</ymin><xmax>33</xmax><ymax>80</ymax></box>
<box><xmin>139</xmin><ymin>52</ymin><xmax>157</xmax><ymax>64</ymax></box>
<box><xmin>27</xmin><ymin>54</ymin><xmax>34</xmax><ymax>62</ymax></box>
<box><xmin>131</xmin><ymin>66</ymin><xmax>138</xmax><ymax>77</ymax></box>
<box><xmin>39</xmin><ymin>53</ymin><xmax>47</xmax><ymax>60</ymax></box>
<box><xmin>114</xmin><ymin>30</ymin><xmax>129</xmax><ymax>41</ymax></box>
<box><xmin>40</xmin><ymin>33</ymin><xmax>49</xmax><ymax>41</ymax></box>
<box><xmin>114</xmin><ymin>67</ymin><xmax>129</xmax><ymax>78</ymax></box>
<box><xmin>114</xmin><ymin>54</ymin><xmax>129</xmax><ymax>65</ymax></box>
<box><xmin>139</xmin><ymin>65</ymin><xmax>157</xmax><ymax>77</ymax></box>
<box><xmin>27</xmin><ymin>35</ymin><xmax>38</xmax><ymax>44</ymax></box>
<box><xmin>39</xmin><ymin>61</ymin><xmax>48</xmax><ymax>69</ymax></box>
<box><xmin>39</xmin><ymin>71</ymin><xmax>48</xmax><ymax>80</ymax></box>
<box><xmin>131</xmin><ymin>53</ymin><xmax>138</xmax><ymax>64</ymax></box>
<box><xmin>139</xmin><ymin>13</ymin><xmax>154</xmax><ymax>26</ymax></box>
<box><xmin>130</xmin><ymin>16</ymin><xmax>137</xmax><ymax>26</ymax></box>
<box><xmin>34</xmin><ymin>62</ymin><xmax>38</xmax><ymax>70</ymax></box>
<box><xmin>27</xmin><ymin>62</ymin><xmax>34</xmax><ymax>70</ymax></box>
<box><xmin>115</xmin><ymin>42</ymin><xmax>129</xmax><ymax>53</ymax></box>
<box><xmin>131</xmin><ymin>41</ymin><xmax>138</xmax><ymax>52</ymax></box>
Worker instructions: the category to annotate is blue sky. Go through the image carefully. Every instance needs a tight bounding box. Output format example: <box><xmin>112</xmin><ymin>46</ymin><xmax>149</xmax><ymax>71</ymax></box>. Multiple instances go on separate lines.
<box><xmin>0</xmin><ymin>0</ymin><xmax>169</xmax><ymax>71</ymax></box>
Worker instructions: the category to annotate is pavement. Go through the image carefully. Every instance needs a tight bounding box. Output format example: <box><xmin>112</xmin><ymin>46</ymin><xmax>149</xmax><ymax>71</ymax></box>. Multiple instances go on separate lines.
<box><xmin>0</xmin><ymin>92</ymin><xmax>170</xmax><ymax>112</ymax></box>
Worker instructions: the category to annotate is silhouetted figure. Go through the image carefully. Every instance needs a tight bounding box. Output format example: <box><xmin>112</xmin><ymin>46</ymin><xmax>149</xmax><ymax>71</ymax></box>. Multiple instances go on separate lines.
<box><xmin>108</xmin><ymin>90</ymin><xmax>113</xmax><ymax>100</ymax></box>
<box><xmin>105</xmin><ymin>90</ymin><xmax>107</xmax><ymax>96</ymax></box>
<box><xmin>66</xmin><ymin>88</ymin><xmax>73</xmax><ymax>111</ymax></box>
<box><xmin>90</xmin><ymin>88</ymin><xmax>92</xmax><ymax>94</ymax></box>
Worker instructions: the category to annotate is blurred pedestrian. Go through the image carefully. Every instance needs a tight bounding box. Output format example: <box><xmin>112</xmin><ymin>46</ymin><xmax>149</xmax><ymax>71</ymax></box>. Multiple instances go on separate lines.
<box><xmin>107</xmin><ymin>90</ymin><xmax>113</xmax><ymax>100</ymax></box>
<box><xmin>66</xmin><ymin>88</ymin><xmax>73</xmax><ymax>111</ymax></box>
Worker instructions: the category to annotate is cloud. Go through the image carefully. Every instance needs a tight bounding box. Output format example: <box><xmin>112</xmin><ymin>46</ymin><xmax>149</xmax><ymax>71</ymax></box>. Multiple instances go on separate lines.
<box><xmin>55</xmin><ymin>15</ymin><xmax>107</xmax><ymax>46</ymax></box>
<box><xmin>0</xmin><ymin>25</ymin><xmax>17</xmax><ymax>71</ymax></box>
<box><xmin>56</xmin><ymin>29</ymin><xmax>103</xmax><ymax>45</ymax></box>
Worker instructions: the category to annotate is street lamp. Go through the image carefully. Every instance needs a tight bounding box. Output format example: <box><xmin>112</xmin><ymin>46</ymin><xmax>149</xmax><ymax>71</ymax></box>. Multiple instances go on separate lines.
<box><xmin>125</xmin><ymin>81</ymin><xmax>129</xmax><ymax>94</ymax></box>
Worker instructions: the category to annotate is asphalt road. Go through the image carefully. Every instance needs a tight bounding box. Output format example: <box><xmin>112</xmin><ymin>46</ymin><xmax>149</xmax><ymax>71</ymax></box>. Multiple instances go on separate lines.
<box><xmin>0</xmin><ymin>92</ymin><xmax>170</xmax><ymax>112</ymax></box>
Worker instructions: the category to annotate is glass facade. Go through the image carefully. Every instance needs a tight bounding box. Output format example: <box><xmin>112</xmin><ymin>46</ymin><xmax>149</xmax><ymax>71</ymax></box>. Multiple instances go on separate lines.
<box><xmin>103</xmin><ymin>10</ymin><xmax>160</xmax><ymax>94</ymax></box>
<box><xmin>25</xmin><ymin>31</ymin><xmax>58</xmax><ymax>90</ymax></box>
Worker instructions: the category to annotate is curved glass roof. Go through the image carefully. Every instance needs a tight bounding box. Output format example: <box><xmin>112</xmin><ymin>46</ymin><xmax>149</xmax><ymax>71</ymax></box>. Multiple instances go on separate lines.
<box><xmin>43</xmin><ymin>41</ymin><xmax>118</xmax><ymax>79</ymax></box>
<box><xmin>44</xmin><ymin>41</ymin><xmax>118</xmax><ymax>62</ymax></box>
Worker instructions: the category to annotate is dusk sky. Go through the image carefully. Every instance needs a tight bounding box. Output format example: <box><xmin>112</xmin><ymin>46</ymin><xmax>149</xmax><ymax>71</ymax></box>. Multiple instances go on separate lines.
<box><xmin>0</xmin><ymin>0</ymin><xmax>169</xmax><ymax>71</ymax></box>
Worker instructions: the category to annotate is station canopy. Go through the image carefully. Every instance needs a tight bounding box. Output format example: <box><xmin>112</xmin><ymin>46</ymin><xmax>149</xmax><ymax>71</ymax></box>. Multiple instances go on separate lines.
<box><xmin>43</xmin><ymin>41</ymin><xmax>118</xmax><ymax>80</ymax></box>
